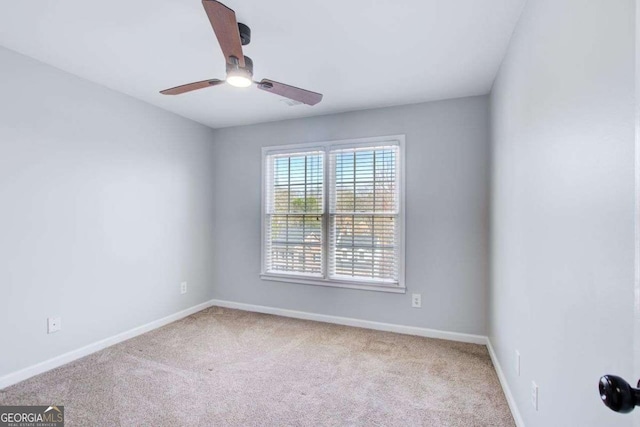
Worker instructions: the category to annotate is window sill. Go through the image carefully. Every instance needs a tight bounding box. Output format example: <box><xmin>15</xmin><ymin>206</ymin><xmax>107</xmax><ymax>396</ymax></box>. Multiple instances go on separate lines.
<box><xmin>260</xmin><ymin>273</ymin><xmax>406</xmax><ymax>294</ymax></box>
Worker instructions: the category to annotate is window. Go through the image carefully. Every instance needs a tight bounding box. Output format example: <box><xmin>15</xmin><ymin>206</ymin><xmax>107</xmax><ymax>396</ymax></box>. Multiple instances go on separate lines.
<box><xmin>262</xmin><ymin>136</ymin><xmax>405</xmax><ymax>293</ymax></box>
<box><xmin>264</xmin><ymin>151</ymin><xmax>325</xmax><ymax>276</ymax></box>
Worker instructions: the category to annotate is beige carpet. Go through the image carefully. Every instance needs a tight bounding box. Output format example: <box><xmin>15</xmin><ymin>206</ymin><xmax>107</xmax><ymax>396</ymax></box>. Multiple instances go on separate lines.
<box><xmin>0</xmin><ymin>307</ymin><xmax>514</xmax><ymax>426</ymax></box>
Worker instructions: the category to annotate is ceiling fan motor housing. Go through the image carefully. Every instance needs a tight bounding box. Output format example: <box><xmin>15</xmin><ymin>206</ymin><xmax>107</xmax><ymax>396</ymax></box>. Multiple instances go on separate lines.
<box><xmin>238</xmin><ymin>23</ymin><xmax>251</xmax><ymax>45</ymax></box>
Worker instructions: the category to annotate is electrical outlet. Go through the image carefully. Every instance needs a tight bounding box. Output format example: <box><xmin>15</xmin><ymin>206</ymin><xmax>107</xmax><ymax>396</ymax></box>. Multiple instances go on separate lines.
<box><xmin>180</xmin><ymin>281</ymin><xmax>188</xmax><ymax>294</ymax></box>
<box><xmin>531</xmin><ymin>381</ymin><xmax>538</xmax><ymax>411</ymax></box>
<box><xmin>411</xmin><ymin>294</ymin><xmax>421</xmax><ymax>308</ymax></box>
<box><xmin>515</xmin><ymin>350</ymin><xmax>521</xmax><ymax>376</ymax></box>
<box><xmin>47</xmin><ymin>317</ymin><xmax>61</xmax><ymax>334</ymax></box>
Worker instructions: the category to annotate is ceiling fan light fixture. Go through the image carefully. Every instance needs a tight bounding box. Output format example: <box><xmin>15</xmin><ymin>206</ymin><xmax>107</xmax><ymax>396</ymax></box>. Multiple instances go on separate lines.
<box><xmin>226</xmin><ymin>69</ymin><xmax>253</xmax><ymax>88</ymax></box>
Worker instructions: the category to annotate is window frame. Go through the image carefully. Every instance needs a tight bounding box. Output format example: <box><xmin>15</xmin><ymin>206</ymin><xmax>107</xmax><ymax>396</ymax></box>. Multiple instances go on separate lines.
<box><xmin>261</xmin><ymin>135</ymin><xmax>406</xmax><ymax>294</ymax></box>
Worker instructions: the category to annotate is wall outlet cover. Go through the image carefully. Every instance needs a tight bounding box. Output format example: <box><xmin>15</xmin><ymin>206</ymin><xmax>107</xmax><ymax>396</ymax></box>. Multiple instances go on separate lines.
<box><xmin>180</xmin><ymin>281</ymin><xmax>188</xmax><ymax>294</ymax></box>
<box><xmin>47</xmin><ymin>317</ymin><xmax>61</xmax><ymax>334</ymax></box>
<box><xmin>411</xmin><ymin>294</ymin><xmax>422</xmax><ymax>308</ymax></box>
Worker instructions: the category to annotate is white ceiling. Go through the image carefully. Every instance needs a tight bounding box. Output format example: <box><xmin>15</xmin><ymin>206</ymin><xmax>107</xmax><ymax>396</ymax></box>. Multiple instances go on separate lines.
<box><xmin>0</xmin><ymin>0</ymin><xmax>524</xmax><ymax>129</ymax></box>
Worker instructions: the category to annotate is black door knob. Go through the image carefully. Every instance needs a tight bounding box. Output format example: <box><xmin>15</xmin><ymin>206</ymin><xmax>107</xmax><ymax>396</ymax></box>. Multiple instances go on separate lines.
<box><xmin>599</xmin><ymin>375</ymin><xmax>640</xmax><ymax>413</ymax></box>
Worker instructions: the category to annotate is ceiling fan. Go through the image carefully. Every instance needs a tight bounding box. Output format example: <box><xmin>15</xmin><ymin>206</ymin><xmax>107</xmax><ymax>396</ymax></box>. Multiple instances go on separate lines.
<box><xmin>160</xmin><ymin>0</ymin><xmax>323</xmax><ymax>106</ymax></box>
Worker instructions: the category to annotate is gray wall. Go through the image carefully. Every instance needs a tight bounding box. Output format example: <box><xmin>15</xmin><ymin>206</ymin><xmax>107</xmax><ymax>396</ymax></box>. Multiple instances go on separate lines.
<box><xmin>211</xmin><ymin>96</ymin><xmax>490</xmax><ymax>335</ymax></box>
<box><xmin>0</xmin><ymin>47</ymin><xmax>217</xmax><ymax>377</ymax></box>
<box><xmin>489</xmin><ymin>0</ymin><xmax>636</xmax><ymax>426</ymax></box>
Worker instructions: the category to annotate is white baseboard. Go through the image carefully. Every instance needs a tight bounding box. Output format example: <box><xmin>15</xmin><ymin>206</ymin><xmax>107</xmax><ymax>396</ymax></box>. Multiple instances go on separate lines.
<box><xmin>0</xmin><ymin>300</ymin><xmax>216</xmax><ymax>390</ymax></box>
<box><xmin>487</xmin><ymin>339</ymin><xmax>525</xmax><ymax>427</ymax></box>
<box><xmin>210</xmin><ymin>299</ymin><xmax>488</xmax><ymax>345</ymax></box>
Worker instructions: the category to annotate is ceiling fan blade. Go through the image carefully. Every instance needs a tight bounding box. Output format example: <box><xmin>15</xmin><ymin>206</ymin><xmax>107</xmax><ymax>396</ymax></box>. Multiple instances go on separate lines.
<box><xmin>160</xmin><ymin>79</ymin><xmax>225</xmax><ymax>95</ymax></box>
<box><xmin>256</xmin><ymin>79</ymin><xmax>323</xmax><ymax>106</ymax></box>
<box><xmin>202</xmin><ymin>0</ymin><xmax>245</xmax><ymax>67</ymax></box>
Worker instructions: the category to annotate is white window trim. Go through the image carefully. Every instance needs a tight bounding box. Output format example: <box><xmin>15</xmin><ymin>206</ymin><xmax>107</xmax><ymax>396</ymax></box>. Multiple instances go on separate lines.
<box><xmin>261</xmin><ymin>134</ymin><xmax>406</xmax><ymax>294</ymax></box>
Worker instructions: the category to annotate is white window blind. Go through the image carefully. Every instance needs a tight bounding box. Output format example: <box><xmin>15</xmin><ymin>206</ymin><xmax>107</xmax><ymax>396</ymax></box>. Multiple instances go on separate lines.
<box><xmin>264</xmin><ymin>150</ymin><xmax>324</xmax><ymax>276</ymax></box>
<box><xmin>329</xmin><ymin>145</ymin><xmax>400</xmax><ymax>283</ymax></box>
<box><xmin>262</xmin><ymin>136</ymin><xmax>404</xmax><ymax>292</ymax></box>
